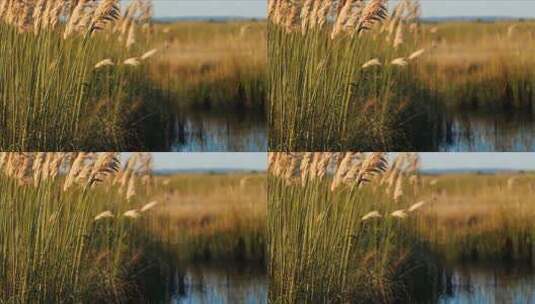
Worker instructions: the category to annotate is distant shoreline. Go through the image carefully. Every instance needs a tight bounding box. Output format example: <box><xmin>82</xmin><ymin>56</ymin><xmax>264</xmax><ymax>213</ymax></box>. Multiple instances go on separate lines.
<box><xmin>154</xmin><ymin>168</ymin><xmax>266</xmax><ymax>175</ymax></box>
<box><xmin>152</xmin><ymin>168</ymin><xmax>532</xmax><ymax>176</ymax></box>
<box><xmin>152</xmin><ymin>16</ymin><xmax>533</xmax><ymax>23</ymax></box>
<box><xmin>421</xmin><ymin>168</ymin><xmax>535</xmax><ymax>175</ymax></box>
<box><xmin>153</xmin><ymin>16</ymin><xmax>266</xmax><ymax>23</ymax></box>
<box><xmin>421</xmin><ymin>16</ymin><xmax>535</xmax><ymax>22</ymax></box>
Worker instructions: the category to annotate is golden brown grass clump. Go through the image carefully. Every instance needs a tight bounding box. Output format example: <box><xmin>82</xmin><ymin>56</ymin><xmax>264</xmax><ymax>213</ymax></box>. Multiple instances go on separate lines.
<box><xmin>269</xmin><ymin>0</ymin><xmax>389</xmax><ymax>37</ymax></box>
<box><xmin>0</xmin><ymin>152</ymin><xmax>161</xmax><ymax>302</ymax></box>
<box><xmin>0</xmin><ymin>0</ymin><xmax>153</xmax><ymax>40</ymax></box>
<box><xmin>0</xmin><ymin>0</ymin><xmax>171</xmax><ymax>151</ymax></box>
<box><xmin>268</xmin><ymin>0</ymin><xmax>441</xmax><ymax>151</ymax></box>
<box><xmin>0</xmin><ymin>152</ymin><xmax>154</xmax><ymax>201</ymax></box>
<box><xmin>270</xmin><ymin>152</ymin><xmax>421</xmax><ymax>201</ymax></box>
<box><xmin>268</xmin><ymin>153</ymin><xmax>430</xmax><ymax>303</ymax></box>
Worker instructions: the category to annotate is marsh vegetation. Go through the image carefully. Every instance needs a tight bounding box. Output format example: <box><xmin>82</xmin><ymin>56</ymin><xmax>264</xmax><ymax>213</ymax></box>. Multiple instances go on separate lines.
<box><xmin>0</xmin><ymin>0</ymin><xmax>266</xmax><ymax>151</ymax></box>
<box><xmin>0</xmin><ymin>152</ymin><xmax>157</xmax><ymax>302</ymax></box>
<box><xmin>0</xmin><ymin>152</ymin><xmax>266</xmax><ymax>303</ymax></box>
<box><xmin>268</xmin><ymin>152</ymin><xmax>535</xmax><ymax>303</ymax></box>
<box><xmin>268</xmin><ymin>0</ymin><xmax>535</xmax><ymax>151</ymax></box>
<box><xmin>152</xmin><ymin>21</ymin><xmax>268</xmax><ymax>151</ymax></box>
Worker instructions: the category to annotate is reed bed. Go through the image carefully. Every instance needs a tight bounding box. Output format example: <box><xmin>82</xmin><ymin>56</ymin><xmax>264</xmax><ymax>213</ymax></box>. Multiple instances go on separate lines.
<box><xmin>269</xmin><ymin>0</ymin><xmax>443</xmax><ymax>151</ymax></box>
<box><xmin>268</xmin><ymin>152</ymin><xmax>439</xmax><ymax>303</ymax></box>
<box><xmin>0</xmin><ymin>0</ymin><xmax>172</xmax><ymax>150</ymax></box>
<box><xmin>0</xmin><ymin>152</ymin><xmax>162</xmax><ymax>302</ymax></box>
<box><xmin>0</xmin><ymin>154</ymin><xmax>265</xmax><ymax>302</ymax></box>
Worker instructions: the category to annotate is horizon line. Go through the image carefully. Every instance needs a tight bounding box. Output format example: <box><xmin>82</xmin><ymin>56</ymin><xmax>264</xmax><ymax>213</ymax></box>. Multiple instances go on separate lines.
<box><xmin>150</xmin><ymin>15</ymin><xmax>535</xmax><ymax>23</ymax></box>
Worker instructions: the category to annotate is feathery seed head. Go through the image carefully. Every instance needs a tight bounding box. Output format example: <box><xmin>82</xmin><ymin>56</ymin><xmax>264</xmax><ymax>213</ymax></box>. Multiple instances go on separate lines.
<box><xmin>140</xmin><ymin>200</ymin><xmax>158</xmax><ymax>212</ymax></box>
<box><xmin>391</xmin><ymin>209</ymin><xmax>407</xmax><ymax>219</ymax></box>
<box><xmin>357</xmin><ymin>0</ymin><xmax>388</xmax><ymax>34</ymax></box>
<box><xmin>362</xmin><ymin>58</ymin><xmax>381</xmax><ymax>69</ymax></box>
<box><xmin>408</xmin><ymin>48</ymin><xmax>425</xmax><ymax>60</ymax></box>
<box><xmin>391</xmin><ymin>57</ymin><xmax>408</xmax><ymax>66</ymax></box>
<box><xmin>361</xmin><ymin>210</ymin><xmax>382</xmax><ymax>221</ymax></box>
<box><xmin>408</xmin><ymin>200</ymin><xmax>426</xmax><ymax>212</ymax></box>
<box><xmin>355</xmin><ymin>153</ymin><xmax>387</xmax><ymax>188</ymax></box>
<box><xmin>89</xmin><ymin>0</ymin><xmax>120</xmax><ymax>35</ymax></box>
<box><xmin>123</xmin><ymin>57</ymin><xmax>141</xmax><ymax>66</ymax></box>
<box><xmin>94</xmin><ymin>59</ymin><xmax>114</xmax><ymax>69</ymax></box>
<box><xmin>86</xmin><ymin>153</ymin><xmax>120</xmax><ymax>188</ymax></box>
<box><xmin>94</xmin><ymin>210</ymin><xmax>114</xmax><ymax>221</ymax></box>
<box><xmin>140</xmin><ymin>48</ymin><xmax>158</xmax><ymax>60</ymax></box>
<box><xmin>123</xmin><ymin>209</ymin><xmax>140</xmax><ymax>219</ymax></box>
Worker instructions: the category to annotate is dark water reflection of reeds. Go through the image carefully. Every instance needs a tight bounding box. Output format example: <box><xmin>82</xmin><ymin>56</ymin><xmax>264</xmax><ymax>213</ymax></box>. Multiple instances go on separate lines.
<box><xmin>436</xmin><ymin>264</ymin><xmax>535</xmax><ymax>304</ymax></box>
<box><xmin>170</xmin><ymin>110</ymin><xmax>267</xmax><ymax>152</ymax></box>
<box><xmin>437</xmin><ymin>111</ymin><xmax>535</xmax><ymax>152</ymax></box>
<box><xmin>163</xmin><ymin>262</ymin><xmax>267</xmax><ymax>304</ymax></box>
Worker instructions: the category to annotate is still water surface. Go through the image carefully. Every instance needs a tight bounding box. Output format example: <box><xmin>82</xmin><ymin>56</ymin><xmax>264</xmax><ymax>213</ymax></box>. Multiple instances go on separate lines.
<box><xmin>171</xmin><ymin>111</ymin><xmax>267</xmax><ymax>152</ymax></box>
<box><xmin>437</xmin><ymin>264</ymin><xmax>535</xmax><ymax>304</ymax></box>
<box><xmin>437</xmin><ymin>111</ymin><xmax>535</xmax><ymax>152</ymax></box>
<box><xmin>163</xmin><ymin>263</ymin><xmax>267</xmax><ymax>304</ymax></box>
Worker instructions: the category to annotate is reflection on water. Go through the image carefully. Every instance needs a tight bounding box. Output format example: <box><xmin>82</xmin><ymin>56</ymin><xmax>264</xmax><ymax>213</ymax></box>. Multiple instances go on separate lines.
<box><xmin>171</xmin><ymin>110</ymin><xmax>267</xmax><ymax>152</ymax></box>
<box><xmin>438</xmin><ymin>111</ymin><xmax>535</xmax><ymax>152</ymax></box>
<box><xmin>437</xmin><ymin>265</ymin><xmax>535</xmax><ymax>304</ymax></box>
<box><xmin>165</xmin><ymin>263</ymin><xmax>267</xmax><ymax>304</ymax></box>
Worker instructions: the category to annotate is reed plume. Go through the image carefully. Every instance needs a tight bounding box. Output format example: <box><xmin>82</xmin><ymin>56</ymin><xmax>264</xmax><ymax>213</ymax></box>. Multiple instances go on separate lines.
<box><xmin>63</xmin><ymin>152</ymin><xmax>87</xmax><ymax>191</ymax></box>
<box><xmin>94</xmin><ymin>210</ymin><xmax>114</xmax><ymax>221</ymax></box>
<box><xmin>362</xmin><ymin>58</ymin><xmax>381</xmax><ymax>69</ymax></box>
<box><xmin>331</xmin><ymin>152</ymin><xmax>356</xmax><ymax>191</ymax></box>
<box><xmin>140</xmin><ymin>48</ymin><xmax>158</xmax><ymax>60</ymax></box>
<box><xmin>271</xmin><ymin>0</ymin><xmax>387</xmax><ymax>36</ymax></box>
<box><xmin>393</xmin><ymin>21</ymin><xmax>404</xmax><ymax>48</ymax></box>
<box><xmin>94</xmin><ymin>59</ymin><xmax>115</xmax><ymax>69</ymax></box>
<box><xmin>390</xmin><ymin>209</ymin><xmax>407</xmax><ymax>219</ymax></box>
<box><xmin>89</xmin><ymin>0</ymin><xmax>120</xmax><ymax>35</ymax></box>
<box><xmin>391</xmin><ymin>57</ymin><xmax>408</xmax><ymax>66</ymax></box>
<box><xmin>331</xmin><ymin>0</ymin><xmax>354</xmax><ymax>39</ymax></box>
<box><xmin>123</xmin><ymin>209</ymin><xmax>140</xmax><ymax>219</ymax></box>
<box><xmin>86</xmin><ymin>153</ymin><xmax>120</xmax><ymax>188</ymax></box>
<box><xmin>361</xmin><ymin>210</ymin><xmax>382</xmax><ymax>221</ymax></box>
<box><xmin>408</xmin><ymin>200</ymin><xmax>426</xmax><ymax>212</ymax></box>
<box><xmin>140</xmin><ymin>200</ymin><xmax>158</xmax><ymax>212</ymax></box>
<box><xmin>408</xmin><ymin>48</ymin><xmax>425</xmax><ymax>61</ymax></box>
<box><xmin>356</xmin><ymin>0</ymin><xmax>387</xmax><ymax>34</ymax></box>
<box><xmin>126</xmin><ymin>172</ymin><xmax>136</xmax><ymax>200</ymax></box>
<box><xmin>354</xmin><ymin>152</ymin><xmax>387</xmax><ymax>188</ymax></box>
<box><xmin>123</xmin><ymin>57</ymin><xmax>141</xmax><ymax>66</ymax></box>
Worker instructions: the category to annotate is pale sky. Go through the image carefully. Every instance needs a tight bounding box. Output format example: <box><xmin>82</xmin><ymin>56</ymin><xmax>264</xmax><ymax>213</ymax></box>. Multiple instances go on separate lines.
<box><xmin>135</xmin><ymin>153</ymin><xmax>535</xmax><ymax>172</ymax></box>
<box><xmin>148</xmin><ymin>1</ymin><xmax>266</xmax><ymax>18</ymax></box>
<box><xmin>417</xmin><ymin>153</ymin><xmax>535</xmax><ymax>171</ymax></box>
<box><xmin>145</xmin><ymin>1</ymin><xmax>535</xmax><ymax>19</ymax></box>
<box><xmin>391</xmin><ymin>0</ymin><xmax>535</xmax><ymax>18</ymax></box>
<box><xmin>121</xmin><ymin>153</ymin><xmax>267</xmax><ymax>171</ymax></box>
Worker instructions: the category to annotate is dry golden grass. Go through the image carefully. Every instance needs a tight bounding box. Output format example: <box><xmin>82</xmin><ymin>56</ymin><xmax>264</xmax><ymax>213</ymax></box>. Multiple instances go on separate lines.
<box><xmin>415</xmin><ymin>173</ymin><xmax>535</xmax><ymax>261</ymax></box>
<box><xmin>269</xmin><ymin>153</ymin><xmax>535</xmax><ymax>303</ymax></box>
<box><xmin>0</xmin><ymin>152</ymin><xmax>157</xmax><ymax>302</ymax></box>
<box><xmin>145</xmin><ymin>173</ymin><xmax>266</xmax><ymax>261</ymax></box>
<box><xmin>415</xmin><ymin>21</ymin><xmax>535</xmax><ymax>108</ymax></box>
<box><xmin>149</xmin><ymin>21</ymin><xmax>266</xmax><ymax>108</ymax></box>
